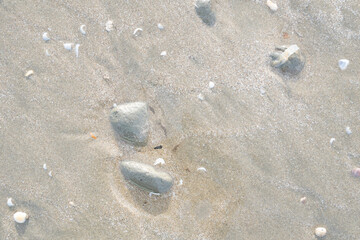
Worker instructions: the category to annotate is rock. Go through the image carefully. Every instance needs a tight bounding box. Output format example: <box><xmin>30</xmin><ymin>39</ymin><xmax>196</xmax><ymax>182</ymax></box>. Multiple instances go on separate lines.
<box><xmin>120</xmin><ymin>161</ymin><xmax>173</xmax><ymax>193</ymax></box>
<box><xmin>270</xmin><ymin>45</ymin><xmax>305</xmax><ymax>74</ymax></box>
<box><xmin>195</xmin><ymin>0</ymin><xmax>216</xmax><ymax>26</ymax></box>
<box><xmin>13</xmin><ymin>212</ymin><xmax>28</xmax><ymax>224</ymax></box>
<box><xmin>110</xmin><ymin>102</ymin><xmax>149</xmax><ymax>146</ymax></box>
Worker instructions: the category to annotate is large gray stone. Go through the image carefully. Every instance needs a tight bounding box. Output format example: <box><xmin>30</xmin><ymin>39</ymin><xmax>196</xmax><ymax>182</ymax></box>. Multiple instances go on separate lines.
<box><xmin>195</xmin><ymin>0</ymin><xmax>216</xmax><ymax>26</ymax></box>
<box><xmin>120</xmin><ymin>161</ymin><xmax>173</xmax><ymax>193</ymax></box>
<box><xmin>270</xmin><ymin>45</ymin><xmax>305</xmax><ymax>75</ymax></box>
<box><xmin>110</xmin><ymin>102</ymin><xmax>149</xmax><ymax>146</ymax></box>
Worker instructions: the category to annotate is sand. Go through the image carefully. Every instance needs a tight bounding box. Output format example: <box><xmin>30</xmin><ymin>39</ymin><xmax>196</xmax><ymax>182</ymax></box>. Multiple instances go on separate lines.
<box><xmin>0</xmin><ymin>0</ymin><xmax>360</xmax><ymax>239</ymax></box>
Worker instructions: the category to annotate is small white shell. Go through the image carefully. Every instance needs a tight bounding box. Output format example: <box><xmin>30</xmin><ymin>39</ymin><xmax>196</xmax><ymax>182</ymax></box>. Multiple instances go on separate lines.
<box><xmin>198</xmin><ymin>93</ymin><xmax>205</xmax><ymax>101</ymax></box>
<box><xmin>25</xmin><ymin>70</ymin><xmax>34</xmax><ymax>78</ymax></box>
<box><xmin>260</xmin><ymin>88</ymin><xmax>266</xmax><ymax>96</ymax></box>
<box><xmin>42</xmin><ymin>32</ymin><xmax>50</xmax><ymax>42</ymax></box>
<box><xmin>7</xmin><ymin>198</ymin><xmax>14</xmax><ymax>207</ymax></box>
<box><xmin>106</xmin><ymin>20</ymin><xmax>114</xmax><ymax>32</ymax></box>
<box><xmin>330</xmin><ymin>138</ymin><xmax>336</xmax><ymax>145</ymax></box>
<box><xmin>43</xmin><ymin>163</ymin><xmax>47</xmax><ymax>170</ymax></box>
<box><xmin>300</xmin><ymin>197</ymin><xmax>306</xmax><ymax>203</ymax></box>
<box><xmin>64</xmin><ymin>43</ymin><xmax>73</xmax><ymax>51</ymax></box>
<box><xmin>45</xmin><ymin>49</ymin><xmax>51</xmax><ymax>56</ymax></box>
<box><xmin>315</xmin><ymin>227</ymin><xmax>327</xmax><ymax>238</ymax></box>
<box><xmin>338</xmin><ymin>59</ymin><xmax>349</xmax><ymax>70</ymax></box>
<box><xmin>48</xmin><ymin>171</ymin><xmax>53</xmax><ymax>177</ymax></box>
<box><xmin>13</xmin><ymin>212</ymin><xmax>28</xmax><ymax>224</ymax></box>
<box><xmin>149</xmin><ymin>192</ymin><xmax>161</xmax><ymax>197</ymax></box>
<box><xmin>160</xmin><ymin>51</ymin><xmax>167</xmax><ymax>56</ymax></box>
<box><xmin>178</xmin><ymin>179</ymin><xmax>183</xmax><ymax>186</ymax></box>
<box><xmin>133</xmin><ymin>28</ymin><xmax>143</xmax><ymax>36</ymax></box>
<box><xmin>80</xmin><ymin>25</ymin><xmax>86</xmax><ymax>35</ymax></box>
<box><xmin>197</xmin><ymin>167</ymin><xmax>207</xmax><ymax>172</ymax></box>
<box><xmin>75</xmin><ymin>44</ymin><xmax>80</xmax><ymax>57</ymax></box>
<box><xmin>157</xmin><ymin>23</ymin><xmax>164</xmax><ymax>30</ymax></box>
<box><xmin>154</xmin><ymin>158</ymin><xmax>165</xmax><ymax>166</ymax></box>
<box><xmin>346</xmin><ymin>126</ymin><xmax>352</xmax><ymax>135</ymax></box>
<box><xmin>69</xmin><ymin>201</ymin><xmax>75</xmax><ymax>206</ymax></box>
<box><xmin>266</xmin><ymin>0</ymin><xmax>278</xmax><ymax>11</ymax></box>
<box><xmin>209</xmin><ymin>81</ymin><xmax>215</xmax><ymax>89</ymax></box>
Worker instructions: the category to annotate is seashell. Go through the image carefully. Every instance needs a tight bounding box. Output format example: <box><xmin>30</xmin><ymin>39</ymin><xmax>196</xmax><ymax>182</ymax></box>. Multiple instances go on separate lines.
<box><xmin>160</xmin><ymin>51</ymin><xmax>167</xmax><ymax>56</ymax></box>
<box><xmin>45</xmin><ymin>49</ymin><xmax>51</xmax><ymax>56</ymax></box>
<box><xmin>25</xmin><ymin>70</ymin><xmax>34</xmax><ymax>78</ymax></box>
<box><xmin>157</xmin><ymin>23</ymin><xmax>164</xmax><ymax>30</ymax></box>
<box><xmin>338</xmin><ymin>59</ymin><xmax>349</xmax><ymax>70</ymax></box>
<box><xmin>178</xmin><ymin>179</ymin><xmax>183</xmax><ymax>186</ymax></box>
<box><xmin>315</xmin><ymin>227</ymin><xmax>327</xmax><ymax>238</ymax></box>
<box><xmin>197</xmin><ymin>167</ymin><xmax>207</xmax><ymax>172</ymax></box>
<box><xmin>42</xmin><ymin>32</ymin><xmax>50</xmax><ymax>42</ymax></box>
<box><xmin>300</xmin><ymin>197</ymin><xmax>306</xmax><ymax>203</ymax></box>
<box><xmin>345</xmin><ymin>126</ymin><xmax>352</xmax><ymax>135</ymax></box>
<box><xmin>43</xmin><ymin>163</ymin><xmax>47</xmax><ymax>170</ymax></box>
<box><xmin>198</xmin><ymin>93</ymin><xmax>205</xmax><ymax>101</ymax></box>
<box><xmin>154</xmin><ymin>158</ymin><xmax>165</xmax><ymax>166</ymax></box>
<box><xmin>106</xmin><ymin>20</ymin><xmax>114</xmax><ymax>32</ymax></box>
<box><xmin>69</xmin><ymin>201</ymin><xmax>75</xmax><ymax>206</ymax></box>
<box><xmin>266</xmin><ymin>0</ymin><xmax>278</xmax><ymax>12</ymax></box>
<box><xmin>48</xmin><ymin>171</ymin><xmax>53</xmax><ymax>177</ymax></box>
<box><xmin>7</xmin><ymin>198</ymin><xmax>14</xmax><ymax>207</ymax></box>
<box><xmin>209</xmin><ymin>81</ymin><xmax>215</xmax><ymax>89</ymax></box>
<box><xmin>80</xmin><ymin>25</ymin><xmax>86</xmax><ymax>35</ymax></box>
<box><xmin>330</xmin><ymin>138</ymin><xmax>336</xmax><ymax>145</ymax></box>
<box><xmin>260</xmin><ymin>88</ymin><xmax>266</xmax><ymax>96</ymax></box>
<box><xmin>149</xmin><ymin>192</ymin><xmax>161</xmax><ymax>197</ymax></box>
<box><xmin>133</xmin><ymin>28</ymin><xmax>143</xmax><ymax>36</ymax></box>
<box><xmin>75</xmin><ymin>44</ymin><xmax>80</xmax><ymax>57</ymax></box>
<box><xmin>13</xmin><ymin>212</ymin><xmax>28</xmax><ymax>224</ymax></box>
<box><xmin>64</xmin><ymin>43</ymin><xmax>73</xmax><ymax>51</ymax></box>
<box><xmin>351</xmin><ymin>168</ymin><xmax>360</xmax><ymax>178</ymax></box>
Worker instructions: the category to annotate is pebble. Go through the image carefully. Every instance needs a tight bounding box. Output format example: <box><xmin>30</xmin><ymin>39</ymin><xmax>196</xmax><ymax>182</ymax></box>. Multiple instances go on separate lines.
<box><xmin>260</xmin><ymin>88</ymin><xmax>266</xmax><ymax>96</ymax></box>
<box><xmin>7</xmin><ymin>198</ymin><xmax>14</xmax><ymax>207</ymax></box>
<box><xmin>120</xmin><ymin>161</ymin><xmax>173</xmax><ymax>193</ymax></box>
<box><xmin>154</xmin><ymin>158</ymin><xmax>165</xmax><ymax>166</ymax></box>
<box><xmin>345</xmin><ymin>126</ymin><xmax>352</xmax><ymax>135</ymax></box>
<box><xmin>109</xmin><ymin>102</ymin><xmax>149</xmax><ymax>146</ymax></box>
<box><xmin>198</xmin><ymin>93</ymin><xmax>205</xmax><ymax>101</ymax></box>
<box><xmin>80</xmin><ymin>25</ymin><xmax>86</xmax><ymax>35</ymax></box>
<box><xmin>338</xmin><ymin>59</ymin><xmax>349</xmax><ymax>70</ymax></box>
<box><xmin>315</xmin><ymin>227</ymin><xmax>327</xmax><ymax>238</ymax></box>
<box><xmin>63</xmin><ymin>43</ymin><xmax>73</xmax><ymax>51</ymax></box>
<box><xmin>157</xmin><ymin>23</ymin><xmax>164</xmax><ymax>30</ymax></box>
<box><xmin>266</xmin><ymin>0</ymin><xmax>278</xmax><ymax>12</ymax></box>
<box><xmin>195</xmin><ymin>0</ymin><xmax>216</xmax><ymax>26</ymax></box>
<box><xmin>69</xmin><ymin>201</ymin><xmax>75</xmax><ymax>206</ymax></box>
<box><xmin>13</xmin><ymin>212</ymin><xmax>28</xmax><ymax>224</ymax></box>
<box><xmin>25</xmin><ymin>70</ymin><xmax>34</xmax><ymax>78</ymax></box>
<box><xmin>351</xmin><ymin>168</ymin><xmax>360</xmax><ymax>178</ymax></box>
<box><xmin>209</xmin><ymin>81</ymin><xmax>215</xmax><ymax>89</ymax></box>
<box><xmin>270</xmin><ymin>45</ymin><xmax>305</xmax><ymax>74</ymax></box>
<box><xmin>160</xmin><ymin>51</ymin><xmax>167</xmax><ymax>56</ymax></box>
<box><xmin>42</xmin><ymin>32</ymin><xmax>50</xmax><ymax>42</ymax></box>
<box><xmin>106</xmin><ymin>20</ymin><xmax>114</xmax><ymax>32</ymax></box>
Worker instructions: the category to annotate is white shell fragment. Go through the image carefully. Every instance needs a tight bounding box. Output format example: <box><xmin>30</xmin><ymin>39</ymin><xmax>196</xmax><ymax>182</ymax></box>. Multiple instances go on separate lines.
<box><xmin>149</xmin><ymin>192</ymin><xmax>161</xmax><ymax>197</ymax></box>
<box><xmin>13</xmin><ymin>212</ymin><xmax>28</xmax><ymax>224</ymax></box>
<box><xmin>300</xmin><ymin>197</ymin><xmax>307</xmax><ymax>203</ymax></box>
<box><xmin>106</xmin><ymin>20</ymin><xmax>114</xmax><ymax>32</ymax></box>
<box><xmin>48</xmin><ymin>171</ymin><xmax>53</xmax><ymax>177</ymax></box>
<box><xmin>133</xmin><ymin>28</ymin><xmax>143</xmax><ymax>36</ymax></box>
<box><xmin>25</xmin><ymin>70</ymin><xmax>34</xmax><ymax>78</ymax></box>
<box><xmin>7</xmin><ymin>198</ymin><xmax>14</xmax><ymax>207</ymax></box>
<box><xmin>209</xmin><ymin>81</ymin><xmax>215</xmax><ymax>89</ymax></box>
<box><xmin>157</xmin><ymin>23</ymin><xmax>164</xmax><ymax>30</ymax></box>
<box><xmin>178</xmin><ymin>179</ymin><xmax>183</xmax><ymax>186</ymax></box>
<box><xmin>154</xmin><ymin>158</ymin><xmax>165</xmax><ymax>166</ymax></box>
<box><xmin>75</xmin><ymin>44</ymin><xmax>80</xmax><ymax>57</ymax></box>
<box><xmin>260</xmin><ymin>88</ymin><xmax>266</xmax><ymax>96</ymax></box>
<box><xmin>43</xmin><ymin>163</ymin><xmax>47</xmax><ymax>170</ymax></box>
<box><xmin>330</xmin><ymin>138</ymin><xmax>336</xmax><ymax>145</ymax></box>
<box><xmin>42</xmin><ymin>32</ymin><xmax>50</xmax><ymax>42</ymax></box>
<box><xmin>266</xmin><ymin>0</ymin><xmax>278</xmax><ymax>11</ymax></box>
<box><xmin>198</xmin><ymin>93</ymin><xmax>205</xmax><ymax>101</ymax></box>
<box><xmin>338</xmin><ymin>59</ymin><xmax>349</xmax><ymax>70</ymax></box>
<box><xmin>69</xmin><ymin>201</ymin><xmax>75</xmax><ymax>206</ymax></box>
<box><xmin>346</xmin><ymin>126</ymin><xmax>352</xmax><ymax>135</ymax></box>
<box><xmin>315</xmin><ymin>227</ymin><xmax>327</xmax><ymax>238</ymax></box>
<box><xmin>197</xmin><ymin>167</ymin><xmax>207</xmax><ymax>172</ymax></box>
<box><xmin>160</xmin><ymin>51</ymin><xmax>167</xmax><ymax>56</ymax></box>
<box><xmin>64</xmin><ymin>43</ymin><xmax>73</xmax><ymax>51</ymax></box>
<box><xmin>80</xmin><ymin>25</ymin><xmax>86</xmax><ymax>35</ymax></box>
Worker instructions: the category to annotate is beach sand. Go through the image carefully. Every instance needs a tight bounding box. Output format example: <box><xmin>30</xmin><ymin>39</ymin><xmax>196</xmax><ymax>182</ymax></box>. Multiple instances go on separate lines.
<box><xmin>1</xmin><ymin>0</ymin><xmax>360</xmax><ymax>239</ymax></box>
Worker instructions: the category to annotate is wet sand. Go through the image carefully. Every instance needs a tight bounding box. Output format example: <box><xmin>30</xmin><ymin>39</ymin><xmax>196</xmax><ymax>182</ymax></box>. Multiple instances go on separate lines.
<box><xmin>1</xmin><ymin>0</ymin><xmax>360</xmax><ymax>239</ymax></box>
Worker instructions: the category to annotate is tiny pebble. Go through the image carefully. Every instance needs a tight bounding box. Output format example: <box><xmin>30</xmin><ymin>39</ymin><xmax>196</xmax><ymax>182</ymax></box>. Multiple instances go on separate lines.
<box><xmin>198</xmin><ymin>93</ymin><xmax>204</xmax><ymax>101</ymax></box>
<box><xmin>351</xmin><ymin>167</ymin><xmax>360</xmax><ymax>178</ymax></box>
<box><xmin>42</xmin><ymin>32</ymin><xmax>50</xmax><ymax>42</ymax></box>
<box><xmin>315</xmin><ymin>227</ymin><xmax>327</xmax><ymax>238</ymax></box>
<box><xmin>7</xmin><ymin>198</ymin><xmax>14</xmax><ymax>207</ymax></box>
<box><xmin>345</xmin><ymin>126</ymin><xmax>352</xmax><ymax>135</ymax></box>
<box><xmin>13</xmin><ymin>212</ymin><xmax>28</xmax><ymax>224</ymax></box>
<box><xmin>154</xmin><ymin>158</ymin><xmax>165</xmax><ymax>166</ymax></box>
<box><xmin>260</xmin><ymin>88</ymin><xmax>266</xmax><ymax>96</ymax></box>
<box><xmin>69</xmin><ymin>201</ymin><xmax>75</xmax><ymax>206</ymax></box>
<box><xmin>300</xmin><ymin>197</ymin><xmax>306</xmax><ymax>203</ymax></box>
<box><xmin>106</xmin><ymin>20</ymin><xmax>114</xmax><ymax>32</ymax></box>
<box><xmin>197</xmin><ymin>167</ymin><xmax>207</xmax><ymax>172</ymax></box>
<box><xmin>25</xmin><ymin>70</ymin><xmax>34</xmax><ymax>78</ymax></box>
<box><xmin>266</xmin><ymin>0</ymin><xmax>278</xmax><ymax>11</ymax></box>
<box><xmin>157</xmin><ymin>23</ymin><xmax>164</xmax><ymax>30</ymax></box>
<box><xmin>64</xmin><ymin>43</ymin><xmax>73</xmax><ymax>51</ymax></box>
<box><xmin>160</xmin><ymin>51</ymin><xmax>167</xmax><ymax>56</ymax></box>
<box><xmin>209</xmin><ymin>81</ymin><xmax>215</xmax><ymax>89</ymax></box>
<box><xmin>338</xmin><ymin>59</ymin><xmax>349</xmax><ymax>70</ymax></box>
<box><xmin>43</xmin><ymin>163</ymin><xmax>47</xmax><ymax>170</ymax></box>
<box><xmin>330</xmin><ymin>138</ymin><xmax>336</xmax><ymax>145</ymax></box>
